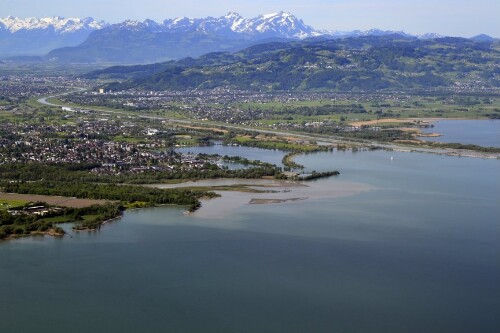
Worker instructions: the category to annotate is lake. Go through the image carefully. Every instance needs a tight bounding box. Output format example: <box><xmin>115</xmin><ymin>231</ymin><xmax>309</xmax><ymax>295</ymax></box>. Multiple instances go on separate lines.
<box><xmin>177</xmin><ymin>143</ymin><xmax>287</xmax><ymax>167</ymax></box>
<box><xmin>1</xmin><ymin>147</ymin><xmax>499</xmax><ymax>333</ymax></box>
<box><xmin>420</xmin><ymin>119</ymin><xmax>500</xmax><ymax>147</ymax></box>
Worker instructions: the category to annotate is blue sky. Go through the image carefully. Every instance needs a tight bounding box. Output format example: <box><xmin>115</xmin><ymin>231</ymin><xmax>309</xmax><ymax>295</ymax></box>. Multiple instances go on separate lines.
<box><xmin>1</xmin><ymin>0</ymin><xmax>498</xmax><ymax>37</ymax></box>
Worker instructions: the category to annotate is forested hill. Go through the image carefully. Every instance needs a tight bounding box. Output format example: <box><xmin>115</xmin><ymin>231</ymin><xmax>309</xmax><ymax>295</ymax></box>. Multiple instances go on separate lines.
<box><xmin>93</xmin><ymin>36</ymin><xmax>500</xmax><ymax>92</ymax></box>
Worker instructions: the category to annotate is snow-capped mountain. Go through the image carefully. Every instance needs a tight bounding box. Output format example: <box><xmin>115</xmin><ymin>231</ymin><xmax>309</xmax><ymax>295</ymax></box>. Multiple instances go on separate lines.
<box><xmin>0</xmin><ymin>16</ymin><xmax>107</xmax><ymax>34</ymax></box>
<box><xmin>112</xmin><ymin>12</ymin><xmax>321</xmax><ymax>39</ymax></box>
<box><xmin>45</xmin><ymin>12</ymin><xmax>326</xmax><ymax>63</ymax></box>
<box><xmin>327</xmin><ymin>29</ymin><xmax>443</xmax><ymax>40</ymax></box>
<box><xmin>0</xmin><ymin>16</ymin><xmax>107</xmax><ymax>58</ymax></box>
<box><xmin>417</xmin><ymin>33</ymin><xmax>444</xmax><ymax>39</ymax></box>
<box><xmin>95</xmin><ymin>12</ymin><xmax>445</xmax><ymax>41</ymax></box>
<box><xmin>1</xmin><ymin>12</ymin><xmax>463</xmax><ymax>62</ymax></box>
<box><xmin>240</xmin><ymin>12</ymin><xmax>323</xmax><ymax>38</ymax></box>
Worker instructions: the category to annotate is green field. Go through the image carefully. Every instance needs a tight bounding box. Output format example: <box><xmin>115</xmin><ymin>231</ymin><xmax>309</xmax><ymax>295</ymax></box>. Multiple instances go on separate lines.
<box><xmin>233</xmin><ymin>136</ymin><xmax>319</xmax><ymax>152</ymax></box>
<box><xmin>0</xmin><ymin>199</ymin><xmax>29</xmax><ymax>210</ymax></box>
<box><xmin>231</xmin><ymin>96</ymin><xmax>500</xmax><ymax>125</ymax></box>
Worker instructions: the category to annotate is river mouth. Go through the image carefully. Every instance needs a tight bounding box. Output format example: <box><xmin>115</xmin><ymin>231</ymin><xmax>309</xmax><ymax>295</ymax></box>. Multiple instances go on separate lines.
<box><xmin>150</xmin><ymin>178</ymin><xmax>373</xmax><ymax>219</ymax></box>
<box><xmin>1</xmin><ymin>146</ymin><xmax>499</xmax><ymax>333</ymax></box>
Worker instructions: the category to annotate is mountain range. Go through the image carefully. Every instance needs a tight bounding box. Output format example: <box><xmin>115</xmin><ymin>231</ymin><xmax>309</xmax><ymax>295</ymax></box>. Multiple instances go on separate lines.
<box><xmin>0</xmin><ymin>16</ymin><xmax>107</xmax><ymax>57</ymax></box>
<box><xmin>0</xmin><ymin>13</ymin><xmax>496</xmax><ymax>64</ymax></box>
<box><xmin>92</xmin><ymin>36</ymin><xmax>500</xmax><ymax>92</ymax></box>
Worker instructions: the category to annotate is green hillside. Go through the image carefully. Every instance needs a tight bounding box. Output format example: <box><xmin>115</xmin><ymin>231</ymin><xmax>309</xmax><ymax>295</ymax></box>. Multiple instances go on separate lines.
<box><xmin>94</xmin><ymin>36</ymin><xmax>500</xmax><ymax>92</ymax></box>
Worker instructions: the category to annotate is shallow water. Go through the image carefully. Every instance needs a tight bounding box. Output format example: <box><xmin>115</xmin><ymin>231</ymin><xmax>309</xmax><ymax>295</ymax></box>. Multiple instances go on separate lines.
<box><xmin>1</xmin><ymin>148</ymin><xmax>499</xmax><ymax>333</ymax></box>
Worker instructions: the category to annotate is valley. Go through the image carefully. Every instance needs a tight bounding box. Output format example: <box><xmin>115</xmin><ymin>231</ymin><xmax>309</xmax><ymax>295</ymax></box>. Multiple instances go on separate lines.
<box><xmin>1</xmin><ymin>6</ymin><xmax>499</xmax><ymax>332</ymax></box>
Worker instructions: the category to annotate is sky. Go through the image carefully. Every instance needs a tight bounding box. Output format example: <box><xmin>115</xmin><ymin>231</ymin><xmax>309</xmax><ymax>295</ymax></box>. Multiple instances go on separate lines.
<box><xmin>1</xmin><ymin>0</ymin><xmax>498</xmax><ymax>37</ymax></box>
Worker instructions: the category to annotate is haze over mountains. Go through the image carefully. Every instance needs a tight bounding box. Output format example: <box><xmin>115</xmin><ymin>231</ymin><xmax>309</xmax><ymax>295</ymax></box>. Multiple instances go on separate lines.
<box><xmin>0</xmin><ymin>16</ymin><xmax>107</xmax><ymax>57</ymax></box>
<box><xmin>89</xmin><ymin>36</ymin><xmax>499</xmax><ymax>92</ymax></box>
<box><xmin>45</xmin><ymin>12</ymin><xmax>323</xmax><ymax>63</ymax></box>
<box><xmin>0</xmin><ymin>12</ymin><xmax>496</xmax><ymax>64</ymax></box>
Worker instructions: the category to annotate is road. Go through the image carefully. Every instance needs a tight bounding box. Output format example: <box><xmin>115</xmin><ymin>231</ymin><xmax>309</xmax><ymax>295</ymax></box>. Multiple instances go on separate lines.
<box><xmin>37</xmin><ymin>87</ymin><xmax>87</xmax><ymax>106</ymax></box>
<box><xmin>37</xmin><ymin>89</ymin><xmax>348</xmax><ymax>143</ymax></box>
<box><xmin>37</xmin><ymin>89</ymin><xmax>500</xmax><ymax>159</ymax></box>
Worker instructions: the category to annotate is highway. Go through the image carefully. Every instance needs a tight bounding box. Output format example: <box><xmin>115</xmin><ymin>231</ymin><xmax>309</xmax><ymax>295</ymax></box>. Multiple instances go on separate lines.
<box><xmin>37</xmin><ymin>89</ymin><xmax>500</xmax><ymax>159</ymax></box>
<box><xmin>37</xmin><ymin>89</ymin><xmax>349</xmax><ymax>143</ymax></box>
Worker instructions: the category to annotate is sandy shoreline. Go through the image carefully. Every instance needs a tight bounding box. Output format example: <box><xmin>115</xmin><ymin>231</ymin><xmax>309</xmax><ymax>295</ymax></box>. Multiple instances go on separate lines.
<box><xmin>176</xmin><ymin>179</ymin><xmax>374</xmax><ymax>219</ymax></box>
<box><xmin>249</xmin><ymin>197</ymin><xmax>308</xmax><ymax>204</ymax></box>
<box><xmin>149</xmin><ymin>178</ymin><xmax>308</xmax><ymax>189</ymax></box>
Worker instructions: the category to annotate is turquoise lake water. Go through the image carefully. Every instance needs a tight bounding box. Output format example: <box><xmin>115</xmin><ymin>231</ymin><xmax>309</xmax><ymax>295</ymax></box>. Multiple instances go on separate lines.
<box><xmin>1</xmin><ymin>147</ymin><xmax>499</xmax><ymax>333</ymax></box>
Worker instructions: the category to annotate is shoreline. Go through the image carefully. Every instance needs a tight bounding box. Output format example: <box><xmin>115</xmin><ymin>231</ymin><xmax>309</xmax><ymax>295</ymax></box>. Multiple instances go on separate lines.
<box><xmin>148</xmin><ymin>178</ymin><xmax>308</xmax><ymax>190</ymax></box>
<box><xmin>2</xmin><ymin>137</ymin><xmax>498</xmax><ymax>242</ymax></box>
<box><xmin>3</xmin><ymin>228</ymin><xmax>65</xmax><ymax>241</ymax></box>
<box><xmin>348</xmin><ymin>117</ymin><xmax>473</xmax><ymax>127</ymax></box>
<box><xmin>37</xmin><ymin>90</ymin><xmax>498</xmax><ymax>160</ymax></box>
<box><xmin>185</xmin><ymin>178</ymin><xmax>374</xmax><ymax>219</ymax></box>
<box><xmin>249</xmin><ymin>197</ymin><xmax>308</xmax><ymax>205</ymax></box>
